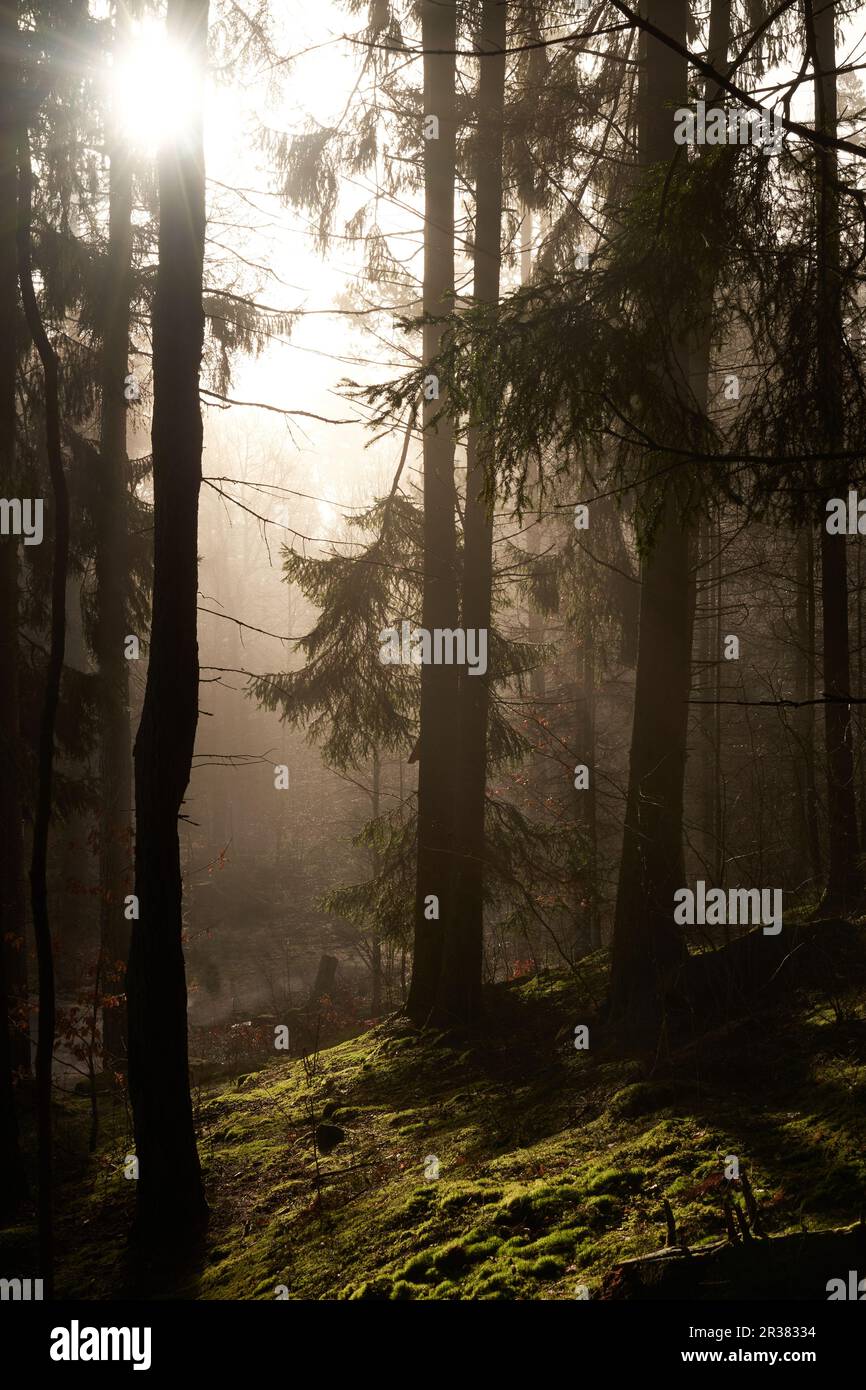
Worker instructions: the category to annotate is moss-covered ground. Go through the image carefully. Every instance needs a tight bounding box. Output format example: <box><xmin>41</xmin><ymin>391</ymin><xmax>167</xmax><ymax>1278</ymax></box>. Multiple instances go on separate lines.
<box><xmin>3</xmin><ymin>945</ymin><xmax>866</xmax><ymax>1299</ymax></box>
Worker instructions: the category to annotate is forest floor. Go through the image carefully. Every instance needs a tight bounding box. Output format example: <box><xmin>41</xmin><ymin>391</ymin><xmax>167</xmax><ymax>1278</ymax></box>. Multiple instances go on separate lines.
<box><xmin>4</xmin><ymin>929</ymin><xmax>866</xmax><ymax>1300</ymax></box>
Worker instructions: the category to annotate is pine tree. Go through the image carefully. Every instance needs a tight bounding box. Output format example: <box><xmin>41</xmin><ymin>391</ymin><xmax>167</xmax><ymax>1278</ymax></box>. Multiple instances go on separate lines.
<box><xmin>126</xmin><ymin>0</ymin><xmax>209</xmax><ymax>1236</ymax></box>
<box><xmin>407</xmin><ymin>0</ymin><xmax>461</xmax><ymax>1024</ymax></box>
<box><xmin>0</xmin><ymin>0</ymin><xmax>27</xmax><ymax>1217</ymax></box>
<box><xmin>609</xmin><ymin>0</ymin><xmax>693</xmax><ymax>1020</ymax></box>
<box><xmin>433</xmin><ymin>0</ymin><xmax>507</xmax><ymax>1027</ymax></box>
<box><xmin>94</xmin><ymin>0</ymin><xmax>135</xmax><ymax>1071</ymax></box>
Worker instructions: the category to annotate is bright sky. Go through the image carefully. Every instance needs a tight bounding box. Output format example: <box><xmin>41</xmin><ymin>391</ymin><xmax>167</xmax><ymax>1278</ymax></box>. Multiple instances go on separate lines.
<box><xmin>107</xmin><ymin>0</ymin><xmax>866</xmax><ymax>550</ymax></box>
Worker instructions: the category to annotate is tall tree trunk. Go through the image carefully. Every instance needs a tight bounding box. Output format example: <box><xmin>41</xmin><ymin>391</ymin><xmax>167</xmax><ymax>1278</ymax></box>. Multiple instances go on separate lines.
<box><xmin>406</xmin><ymin>0</ymin><xmax>460</xmax><ymax>1024</ymax></box>
<box><xmin>526</xmin><ymin>472</ymin><xmax>547</xmax><ymax>798</ymax></box>
<box><xmin>712</xmin><ymin>511</ymin><xmax>724</xmax><ymax>884</ymax></box>
<box><xmin>523</xmin><ymin>218</ymin><xmax>547</xmax><ymax>801</ymax></box>
<box><xmin>699</xmin><ymin>516</ymin><xmax>715</xmax><ymax>874</ymax></box>
<box><xmin>96</xmin><ymin>4</ymin><xmax>134</xmax><ymax>1072</ymax></box>
<box><xmin>795</xmin><ymin>527</ymin><xmax>822</xmax><ymax>890</ymax></box>
<box><xmin>0</xmin><ymin>0</ymin><xmax>27</xmax><ymax>1216</ymax></box>
<box><xmin>370</xmin><ymin>748</ymin><xmax>382</xmax><ymax>1016</ymax></box>
<box><xmin>811</xmin><ymin>0</ymin><xmax>861</xmax><ymax>915</ymax></box>
<box><xmin>18</xmin><ymin>122</ymin><xmax>69</xmax><ymax>1298</ymax></box>
<box><xmin>126</xmin><ymin>0</ymin><xmax>209</xmax><ymax>1234</ymax></box>
<box><xmin>610</xmin><ymin>0</ymin><xmax>693</xmax><ymax>1018</ymax></box>
<box><xmin>579</xmin><ymin>628</ymin><xmax>600</xmax><ymax>950</ymax></box>
<box><xmin>431</xmin><ymin>0</ymin><xmax>506</xmax><ymax>1028</ymax></box>
<box><xmin>693</xmin><ymin>0</ymin><xmax>731</xmax><ymax>887</ymax></box>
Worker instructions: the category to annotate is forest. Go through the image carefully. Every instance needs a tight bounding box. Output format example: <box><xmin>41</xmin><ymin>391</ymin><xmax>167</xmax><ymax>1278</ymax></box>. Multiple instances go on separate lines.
<box><xmin>2</xmin><ymin>0</ymin><xmax>866</xmax><ymax>1339</ymax></box>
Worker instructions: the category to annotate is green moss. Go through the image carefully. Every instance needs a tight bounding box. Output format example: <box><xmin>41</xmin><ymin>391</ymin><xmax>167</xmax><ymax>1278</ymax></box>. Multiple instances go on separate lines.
<box><xmin>519</xmin><ymin>1230</ymin><xmax>578</xmax><ymax>1257</ymax></box>
<box><xmin>430</xmin><ymin>1280</ymin><xmax>461</xmax><ymax>1299</ymax></box>
<box><xmin>528</xmin><ymin>1256</ymin><xmax>566</xmax><ymax>1279</ymax></box>
<box><xmin>398</xmin><ymin>1253</ymin><xmax>435</xmax><ymax>1283</ymax></box>
<box><xmin>350</xmin><ymin>1277</ymin><xmax>393</xmax><ymax>1300</ymax></box>
<box><xmin>585</xmin><ymin>1167</ymin><xmax>645</xmax><ymax>1196</ymax></box>
<box><xmin>471</xmin><ymin>1271</ymin><xmax>524</xmax><ymax>1299</ymax></box>
<box><xmin>465</xmin><ymin>1237</ymin><xmax>501</xmax><ymax>1260</ymax></box>
<box><xmin>432</xmin><ymin>1242</ymin><xmax>470</xmax><ymax>1274</ymax></box>
<box><xmin>390</xmin><ymin>1280</ymin><xmax>416</xmax><ymax>1300</ymax></box>
<box><xmin>440</xmin><ymin>1185</ymin><xmax>500</xmax><ymax>1212</ymax></box>
<box><xmin>583</xmin><ymin>1195</ymin><xmax>623</xmax><ymax>1227</ymax></box>
<box><xmin>15</xmin><ymin>945</ymin><xmax>865</xmax><ymax>1304</ymax></box>
<box><xmin>608</xmin><ymin>1082</ymin><xmax>676</xmax><ymax>1118</ymax></box>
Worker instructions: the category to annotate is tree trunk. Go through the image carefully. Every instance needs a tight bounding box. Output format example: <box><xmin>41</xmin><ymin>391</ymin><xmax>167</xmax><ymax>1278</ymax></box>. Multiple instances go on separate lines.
<box><xmin>18</xmin><ymin>122</ymin><xmax>69</xmax><ymax>1298</ymax></box>
<box><xmin>693</xmin><ymin>0</ymin><xmax>731</xmax><ymax>887</ymax></box>
<box><xmin>370</xmin><ymin>748</ymin><xmax>382</xmax><ymax>1016</ymax></box>
<box><xmin>699</xmin><ymin>516</ymin><xmax>715</xmax><ymax>874</ymax></box>
<box><xmin>308</xmin><ymin>954</ymin><xmax>339</xmax><ymax>1009</ymax></box>
<box><xmin>407</xmin><ymin>0</ymin><xmax>460</xmax><ymax>1024</ymax></box>
<box><xmin>581</xmin><ymin>629</ymin><xmax>601</xmax><ymax>950</ymax></box>
<box><xmin>523</xmin><ymin>220</ymin><xmax>548</xmax><ymax>802</ymax></box>
<box><xmin>812</xmin><ymin>0</ymin><xmax>861</xmax><ymax>915</ymax></box>
<box><xmin>795</xmin><ymin>527</ymin><xmax>822</xmax><ymax>890</ymax></box>
<box><xmin>126</xmin><ymin>0</ymin><xmax>209</xmax><ymax>1236</ymax></box>
<box><xmin>96</xmin><ymin>5</ymin><xmax>134</xmax><ymax>1071</ymax></box>
<box><xmin>431</xmin><ymin>0</ymin><xmax>506</xmax><ymax>1028</ymax></box>
<box><xmin>610</xmin><ymin>0</ymin><xmax>693</xmax><ymax>1018</ymax></box>
<box><xmin>0</xmin><ymin>0</ymin><xmax>27</xmax><ymax>1215</ymax></box>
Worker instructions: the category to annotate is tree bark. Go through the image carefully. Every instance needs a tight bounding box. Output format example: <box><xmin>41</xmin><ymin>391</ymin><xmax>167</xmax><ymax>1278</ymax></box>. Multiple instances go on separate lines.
<box><xmin>370</xmin><ymin>748</ymin><xmax>382</xmax><ymax>1016</ymax></box>
<box><xmin>795</xmin><ymin>527</ymin><xmax>822</xmax><ymax>889</ymax></box>
<box><xmin>126</xmin><ymin>0</ymin><xmax>209</xmax><ymax>1235</ymax></box>
<box><xmin>18</xmin><ymin>121</ymin><xmax>69</xmax><ymax>1298</ymax></box>
<box><xmin>811</xmin><ymin>0</ymin><xmax>861</xmax><ymax>916</ymax></box>
<box><xmin>693</xmin><ymin>0</ymin><xmax>731</xmax><ymax>888</ymax></box>
<box><xmin>95</xmin><ymin>4</ymin><xmax>134</xmax><ymax>1072</ymax></box>
<box><xmin>581</xmin><ymin>628</ymin><xmax>601</xmax><ymax>950</ymax></box>
<box><xmin>610</xmin><ymin>0</ymin><xmax>693</xmax><ymax>1018</ymax></box>
<box><xmin>0</xmin><ymin>0</ymin><xmax>27</xmax><ymax>1216</ymax></box>
<box><xmin>407</xmin><ymin>0</ymin><xmax>460</xmax><ymax>1024</ymax></box>
<box><xmin>431</xmin><ymin>0</ymin><xmax>506</xmax><ymax>1028</ymax></box>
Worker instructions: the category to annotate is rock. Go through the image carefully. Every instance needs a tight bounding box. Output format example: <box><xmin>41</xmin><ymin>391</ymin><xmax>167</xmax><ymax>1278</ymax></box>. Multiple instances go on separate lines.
<box><xmin>315</xmin><ymin>1122</ymin><xmax>345</xmax><ymax>1155</ymax></box>
<box><xmin>600</xmin><ymin>1222</ymin><xmax>866</xmax><ymax>1300</ymax></box>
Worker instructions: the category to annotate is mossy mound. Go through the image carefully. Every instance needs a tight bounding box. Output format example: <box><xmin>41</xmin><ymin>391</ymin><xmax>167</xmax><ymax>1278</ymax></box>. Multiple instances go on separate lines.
<box><xmin>4</xmin><ymin>941</ymin><xmax>866</xmax><ymax>1300</ymax></box>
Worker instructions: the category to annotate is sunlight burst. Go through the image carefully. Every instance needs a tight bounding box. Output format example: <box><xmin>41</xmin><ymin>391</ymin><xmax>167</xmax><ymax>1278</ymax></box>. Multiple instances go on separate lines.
<box><xmin>110</xmin><ymin>19</ymin><xmax>203</xmax><ymax>152</ymax></box>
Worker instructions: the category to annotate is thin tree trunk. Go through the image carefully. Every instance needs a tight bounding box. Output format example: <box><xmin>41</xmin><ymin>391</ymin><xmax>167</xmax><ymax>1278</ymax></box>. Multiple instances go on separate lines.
<box><xmin>712</xmin><ymin>508</ymin><xmax>724</xmax><ymax>884</ymax></box>
<box><xmin>699</xmin><ymin>515</ymin><xmax>714</xmax><ymax>874</ymax></box>
<box><xmin>126</xmin><ymin>0</ymin><xmax>209</xmax><ymax>1235</ymax></box>
<box><xmin>0</xmin><ymin>0</ymin><xmax>27</xmax><ymax>1215</ymax></box>
<box><xmin>526</xmin><ymin>461</ymin><xmax>547</xmax><ymax>800</ymax></box>
<box><xmin>811</xmin><ymin>0</ymin><xmax>861</xmax><ymax>915</ymax></box>
<box><xmin>0</xmin><ymin>525</ymin><xmax>28</xmax><ymax>1085</ymax></box>
<box><xmin>523</xmin><ymin>209</ymin><xmax>546</xmax><ymax>801</ymax></box>
<box><xmin>407</xmin><ymin>0</ymin><xmax>460</xmax><ymax>1024</ymax></box>
<box><xmin>96</xmin><ymin>3</ymin><xmax>134</xmax><ymax>1072</ymax></box>
<box><xmin>370</xmin><ymin>748</ymin><xmax>382</xmax><ymax>1016</ymax></box>
<box><xmin>698</xmin><ymin>512</ymin><xmax>725</xmax><ymax>884</ymax></box>
<box><xmin>610</xmin><ymin>0</ymin><xmax>693</xmax><ymax>1018</ymax></box>
<box><xmin>432</xmin><ymin>0</ymin><xmax>506</xmax><ymax>1028</ymax></box>
<box><xmin>581</xmin><ymin>629</ymin><xmax>600</xmax><ymax>949</ymax></box>
<box><xmin>693</xmin><ymin>0</ymin><xmax>731</xmax><ymax>887</ymax></box>
<box><xmin>18</xmin><ymin>122</ymin><xmax>69</xmax><ymax>1298</ymax></box>
<box><xmin>858</xmin><ymin>542</ymin><xmax>865</xmax><ymax>825</ymax></box>
<box><xmin>0</xmin><ymin>546</ymin><xmax>27</xmax><ymax>1217</ymax></box>
<box><xmin>795</xmin><ymin>527</ymin><xmax>822</xmax><ymax>889</ymax></box>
